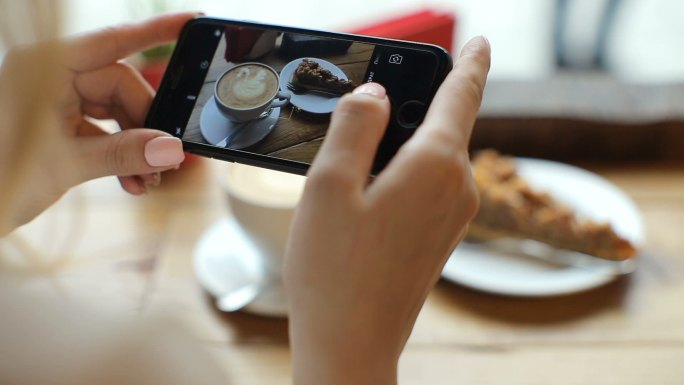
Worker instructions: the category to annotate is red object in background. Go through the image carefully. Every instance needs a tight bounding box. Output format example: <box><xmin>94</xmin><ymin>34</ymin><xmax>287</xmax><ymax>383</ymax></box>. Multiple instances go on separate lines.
<box><xmin>347</xmin><ymin>9</ymin><xmax>456</xmax><ymax>53</ymax></box>
<box><xmin>139</xmin><ymin>60</ymin><xmax>167</xmax><ymax>90</ymax></box>
<box><xmin>224</xmin><ymin>27</ymin><xmax>265</xmax><ymax>62</ymax></box>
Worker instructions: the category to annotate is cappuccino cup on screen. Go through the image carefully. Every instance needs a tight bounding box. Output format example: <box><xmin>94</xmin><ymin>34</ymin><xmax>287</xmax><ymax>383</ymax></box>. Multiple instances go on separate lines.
<box><xmin>220</xmin><ymin>163</ymin><xmax>306</xmax><ymax>278</ymax></box>
<box><xmin>215</xmin><ymin>62</ymin><xmax>290</xmax><ymax>122</ymax></box>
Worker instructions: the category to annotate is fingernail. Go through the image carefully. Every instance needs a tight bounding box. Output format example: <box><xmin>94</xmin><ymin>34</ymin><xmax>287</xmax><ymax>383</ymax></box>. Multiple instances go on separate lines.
<box><xmin>353</xmin><ymin>82</ymin><xmax>386</xmax><ymax>99</ymax></box>
<box><xmin>465</xmin><ymin>36</ymin><xmax>490</xmax><ymax>53</ymax></box>
<box><xmin>142</xmin><ymin>172</ymin><xmax>162</xmax><ymax>188</ymax></box>
<box><xmin>478</xmin><ymin>35</ymin><xmax>490</xmax><ymax>49</ymax></box>
<box><xmin>145</xmin><ymin>137</ymin><xmax>185</xmax><ymax>167</ymax></box>
<box><xmin>472</xmin><ymin>35</ymin><xmax>489</xmax><ymax>46</ymax></box>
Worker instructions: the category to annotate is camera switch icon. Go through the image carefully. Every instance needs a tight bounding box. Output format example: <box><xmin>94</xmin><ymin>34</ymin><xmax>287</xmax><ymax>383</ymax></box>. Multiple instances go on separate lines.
<box><xmin>388</xmin><ymin>53</ymin><xmax>403</xmax><ymax>65</ymax></box>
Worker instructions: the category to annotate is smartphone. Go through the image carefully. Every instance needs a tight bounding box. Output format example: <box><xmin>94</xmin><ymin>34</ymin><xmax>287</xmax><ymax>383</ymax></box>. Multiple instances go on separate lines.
<box><xmin>145</xmin><ymin>17</ymin><xmax>452</xmax><ymax>175</ymax></box>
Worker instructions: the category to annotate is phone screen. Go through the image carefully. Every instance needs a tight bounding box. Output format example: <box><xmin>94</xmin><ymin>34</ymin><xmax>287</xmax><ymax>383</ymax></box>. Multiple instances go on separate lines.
<box><xmin>147</xmin><ymin>18</ymin><xmax>451</xmax><ymax>174</ymax></box>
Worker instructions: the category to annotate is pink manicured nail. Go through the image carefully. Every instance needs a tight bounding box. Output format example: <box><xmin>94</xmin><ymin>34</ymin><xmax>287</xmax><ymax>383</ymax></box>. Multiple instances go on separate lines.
<box><xmin>353</xmin><ymin>82</ymin><xmax>386</xmax><ymax>99</ymax></box>
<box><xmin>144</xmin><ymin>137</ymin><xmax>185</xmax><ymax>167</ymax></box>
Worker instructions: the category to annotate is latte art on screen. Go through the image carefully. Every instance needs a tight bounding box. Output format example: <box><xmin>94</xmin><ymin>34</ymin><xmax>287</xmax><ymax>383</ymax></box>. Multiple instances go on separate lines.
<box><xmin>234</xmin><ymin>68</ymin><xmax>266</xmax><ymax>100</ymax></box>
<box><xmin>217</xmin><ymin>64</ymin><xmax>278</xmax><ymax>109</ymax></box>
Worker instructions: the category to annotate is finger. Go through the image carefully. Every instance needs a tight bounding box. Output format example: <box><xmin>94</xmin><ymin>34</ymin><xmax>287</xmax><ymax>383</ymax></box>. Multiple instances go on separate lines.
<box><xmin>119</xmin><ymin>175</ymin><xmax>146</xmax><ymax>196</ymax></box>
<box><xmin>81</xmin><ymin>102</ymin><xmax>115</xmax><ymax>122</ymax></box>
<box><xmin>75</xmin><ymin>62</ymin><xmax>153</xmax><ymax>127</ymax></box>
<box><xmin>308</xmin><ymin>83</ymin><xmax>390</xmax><ymax>192</ymax></box>
<box><xmin>418</xmin><ymin>36</ymin><xmax>491</xmax><ymax>148</ymax></box>
<box><xmin>65</xmin><ymin>12</ymin><xmax>199</xmax><ymax>72</ymax></box>
<box><xmin>140</xmin><ymin>172</ymin><xmax>162</xmax><ymax>188</ymax></box>
<box><xmin>81</xmin><ymin>103</ymin><xmax>137</xmax><ymax>132</ymax></box>
<box><xmin>117</xmin><ymin>172</ymin><xmax>161</xmax><ymax>196</ymax></box>
<box><xmin>74</xmin><ymin>118</ymin><xmax>110</xmax><ymax>137</ymax></box>
<box><xmin>74</xmin><ymin>129</ymin><xmax>185</xmax><ymax>182</ymax></box>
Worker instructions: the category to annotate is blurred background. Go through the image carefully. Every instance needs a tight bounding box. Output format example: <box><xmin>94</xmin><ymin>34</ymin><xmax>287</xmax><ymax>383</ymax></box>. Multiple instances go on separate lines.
<box><xmin>48</xmin><ymin>0</ymin><xmax>684</xmax><ymax>161</ymax></box>
<box><xmin>56</xmin><ymin>0</ymin><xmax>684</xmax><ymax>82</ymax></box>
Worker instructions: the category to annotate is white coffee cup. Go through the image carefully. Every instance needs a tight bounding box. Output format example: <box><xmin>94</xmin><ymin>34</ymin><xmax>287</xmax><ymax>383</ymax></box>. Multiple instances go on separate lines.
<box><xmin>219</xmin><ymin>163</ymin><xmax>306</xmax><ymax>280</ymax></box>
<box><xmin>214</xmin><ymin>62</ymin><xmax>290</xmax><ymax>122</ymax></box>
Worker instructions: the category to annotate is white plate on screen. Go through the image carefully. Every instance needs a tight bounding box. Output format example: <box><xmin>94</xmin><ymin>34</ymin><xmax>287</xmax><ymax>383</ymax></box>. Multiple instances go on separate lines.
<box><xmin>441</xmin><ymin>158</ymin><xmax>644</xmax><ymax>297</ymax></box>
<box><xmin>278</xmin><ymin>57</ymin><xmax>348</xmax><ymax>114</ymax></box>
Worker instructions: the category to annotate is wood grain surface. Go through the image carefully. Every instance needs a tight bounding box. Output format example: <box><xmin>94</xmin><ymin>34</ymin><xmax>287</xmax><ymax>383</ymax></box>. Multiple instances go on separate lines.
<box><xmin>6</xmin><ymin>157</ymin><xmax>684</xmax><ymax>384</ymax></box>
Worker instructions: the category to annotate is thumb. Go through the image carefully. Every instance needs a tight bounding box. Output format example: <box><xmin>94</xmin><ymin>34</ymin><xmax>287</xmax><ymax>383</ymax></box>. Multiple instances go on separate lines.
<box><xmin>75</xmin><ymin>128</ymin><xmax>185</xmax><ymax>182</ymax></box>
<box><xmin>308</xmin><ymin>83</ymin><xmax>390</xmax><ymax>192</ymax></box>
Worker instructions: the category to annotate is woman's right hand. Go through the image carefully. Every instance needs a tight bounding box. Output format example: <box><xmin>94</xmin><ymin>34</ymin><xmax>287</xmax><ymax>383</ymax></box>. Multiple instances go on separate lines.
<box><xmin>284</xmin><ymin>36</ymin><xmax>491</xmax><ymax>385</ymax></box>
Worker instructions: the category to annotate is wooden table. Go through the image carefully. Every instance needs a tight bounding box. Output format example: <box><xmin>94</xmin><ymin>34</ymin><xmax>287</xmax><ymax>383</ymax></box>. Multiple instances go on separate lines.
<box><xmin>5</xmin><ymin>157</ymin><xmax>684</xmax><ymax>384</ymax></box>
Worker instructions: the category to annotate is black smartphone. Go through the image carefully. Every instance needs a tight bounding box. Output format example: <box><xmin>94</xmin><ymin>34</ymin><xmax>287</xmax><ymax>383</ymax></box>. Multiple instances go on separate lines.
<box><xmin>145</xmin><ymin>17</ymin><xmax>452</xmax><ymax>175</ymax></box>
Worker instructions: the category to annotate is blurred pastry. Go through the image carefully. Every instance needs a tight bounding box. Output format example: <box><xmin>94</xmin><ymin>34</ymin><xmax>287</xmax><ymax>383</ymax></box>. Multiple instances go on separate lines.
<box><xmin>468</xmin><ymin>150</ymin><xmax>636</xmax><ymax>261</ymax></box>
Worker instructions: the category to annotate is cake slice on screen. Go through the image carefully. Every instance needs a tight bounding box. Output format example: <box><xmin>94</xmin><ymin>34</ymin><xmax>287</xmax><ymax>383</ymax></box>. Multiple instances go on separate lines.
<box><xmin>290</xmin><ymin>59</ymin><xmax>355</xmax><ymax>95</ymax></box>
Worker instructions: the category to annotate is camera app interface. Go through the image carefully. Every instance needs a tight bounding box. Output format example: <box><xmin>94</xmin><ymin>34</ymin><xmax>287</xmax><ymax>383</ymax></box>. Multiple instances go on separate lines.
<box><xmin>182</xmin><ymin>25</ymin><xmax>439</xmax><ymax>166</ymax></box>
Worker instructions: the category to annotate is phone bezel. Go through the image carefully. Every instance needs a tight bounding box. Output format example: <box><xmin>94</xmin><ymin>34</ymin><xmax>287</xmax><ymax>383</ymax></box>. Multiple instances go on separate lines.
<box><xmin>145</xmin><ymin>17</ymin><xmax>453</xmax><ymax>175</ymax></box>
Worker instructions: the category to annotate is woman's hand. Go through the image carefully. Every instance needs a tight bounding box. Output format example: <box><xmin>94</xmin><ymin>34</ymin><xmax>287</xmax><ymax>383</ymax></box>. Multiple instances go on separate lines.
<box><xmin>0</xmin><ymin>13</ymin><xmax>197</xmax><ymax>233</ymax></box>
<box><xmin>285</xmin><ymin>36</ymin><xmax>491</xmax><ymax>385</ymax></box>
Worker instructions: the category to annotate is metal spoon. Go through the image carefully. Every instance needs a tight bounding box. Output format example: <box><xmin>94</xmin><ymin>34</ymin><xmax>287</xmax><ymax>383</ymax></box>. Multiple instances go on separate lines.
<box><xmin>216</xmin><ymin>122</ymin><xmax>250</xmax><ymax>148</ymax></box>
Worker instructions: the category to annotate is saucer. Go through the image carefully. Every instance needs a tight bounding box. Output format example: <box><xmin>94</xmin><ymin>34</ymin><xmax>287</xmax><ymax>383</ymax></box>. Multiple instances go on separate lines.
<box><xmin>200</xmin><ymin>96</ymin><xmax>280</xmax><ymax>149</ymax></box>
<box><xmin>278</xmin><ymin>58</ymin><xmax>348</xmax><ymax>114</ymax></box>
<box><xmin>194</xmin><ymin>217</ymin><xmax>289</xmax><ymax>317</ymax></box>
<box><xmin>442</xmin><ymin>158</ymin><xmax>644</xmax><ymax>297</ymax></box>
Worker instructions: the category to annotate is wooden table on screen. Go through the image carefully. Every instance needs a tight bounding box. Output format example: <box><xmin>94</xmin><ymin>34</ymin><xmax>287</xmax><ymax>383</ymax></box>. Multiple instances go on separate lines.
<box><xmin>9</xmin><ymin>157</ymin><xmax>684</xmax><ymax>385</ymax></box>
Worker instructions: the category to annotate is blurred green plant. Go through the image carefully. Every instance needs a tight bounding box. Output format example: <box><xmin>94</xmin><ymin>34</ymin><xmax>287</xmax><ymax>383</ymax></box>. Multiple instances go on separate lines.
<box><xmin>129</xmin><ymin>0</ymin><xmax>194</xmax><ymax>63</ymax></box>
<box><xmin>141</xmin><ymin>43</ymin><xmax>175</xmax><ymax>62</ymax></box>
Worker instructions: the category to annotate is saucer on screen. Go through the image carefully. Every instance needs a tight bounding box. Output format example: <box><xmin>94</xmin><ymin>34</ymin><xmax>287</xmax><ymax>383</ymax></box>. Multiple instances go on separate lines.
<box><xmin>200</xmin><ymin>96</ymin><xmax>280</xmax><ymax>149</ymax></box>
<box><xmin>194</xmin><ymin>217</ymin><xmax>288</xmax><ymax>317</ymax></box>
<box><xmin>442</xmin><ymin>158</ymin><xmax>644</xmax><ymax>297</ymax></box>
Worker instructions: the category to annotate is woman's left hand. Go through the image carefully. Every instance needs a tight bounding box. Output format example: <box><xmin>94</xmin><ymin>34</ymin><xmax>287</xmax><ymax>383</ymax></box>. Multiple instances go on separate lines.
<box><xmin>0</xmin><ymin>13</ymin><xmax>198</xmax><ymax>233</ymax></box>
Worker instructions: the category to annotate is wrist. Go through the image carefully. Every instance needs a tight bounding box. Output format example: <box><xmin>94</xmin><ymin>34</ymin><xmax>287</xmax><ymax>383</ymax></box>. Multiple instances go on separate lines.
<box><xmin>289</xmin><ymin>313</ymin><xmax>401</xmax><ymax>385</ymax></box>
<box><xmin>291</xmin><ymin>343</ymin><xmax>398</xmax><ymax>385</ymax></box>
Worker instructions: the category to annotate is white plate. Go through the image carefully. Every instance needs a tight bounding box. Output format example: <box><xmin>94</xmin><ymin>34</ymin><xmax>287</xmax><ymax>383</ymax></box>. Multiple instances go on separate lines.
<box><xmin>194</xmin><ymin>218</ymin><xmax>288</xmax><ymax>317</ymax></box>
<box><xmin>278</xmin><ymin>57</ymin><xmax>347</xmax><ymax>114</ymax></box>
<box><xmin>200</xmin><ymin>96</ymin><xmax>280</xmax><ymax>149</ymax></box>
<box><xmin>441</xmin><ymin>158</ymin><xmax>644</xmax><ymax>297</ymax></box>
